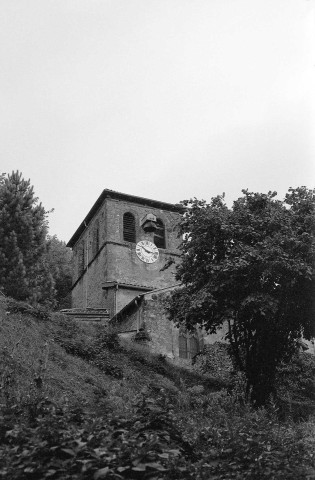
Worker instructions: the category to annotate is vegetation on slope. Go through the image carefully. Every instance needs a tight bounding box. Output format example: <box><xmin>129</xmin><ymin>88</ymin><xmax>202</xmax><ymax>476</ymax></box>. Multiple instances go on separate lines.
<box><xmin>1</xmin><ymin>297</ymin><xmax>315</xmax><ymax>479</ymax></box>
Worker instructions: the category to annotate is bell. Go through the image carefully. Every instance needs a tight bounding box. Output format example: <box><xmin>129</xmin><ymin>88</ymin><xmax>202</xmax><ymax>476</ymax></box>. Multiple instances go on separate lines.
<box><xmin>142</xmin><ymin>220</ymin><xmax>157</xmax><ymax>232</ymax></box>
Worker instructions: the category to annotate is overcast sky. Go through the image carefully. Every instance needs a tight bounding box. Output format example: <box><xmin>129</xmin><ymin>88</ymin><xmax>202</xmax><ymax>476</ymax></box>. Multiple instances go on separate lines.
<box><xmin>1</xmin><ymin>0</ymin><xmax>314</xmax><ymax>242</ymax></box>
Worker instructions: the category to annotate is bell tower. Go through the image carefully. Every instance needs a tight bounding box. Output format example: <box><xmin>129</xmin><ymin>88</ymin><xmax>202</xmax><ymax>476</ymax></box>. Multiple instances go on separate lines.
<box><xmin>67</xmin><ymin>190</ymin><xmax>183</xmax><ymax>317</ymax></box>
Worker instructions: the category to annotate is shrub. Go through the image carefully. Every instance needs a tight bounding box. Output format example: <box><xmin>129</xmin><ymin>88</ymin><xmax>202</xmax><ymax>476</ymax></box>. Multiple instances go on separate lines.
<box><xmin>0</xmin><ymin>388</ymin><xmax>189</xmax><ymax>480</ymax></box>
<box><xmin>51</xmin><ymin>314</ymin><xmax>95</xmax><ymax>360</ymax></box>
<box><xmin>93</xmin><ymin>330</ymin><xmax>121</xmax><ymax>353</ymax></box>
<box><xmin>93</xmin><ymin>352</ymin><xmax>124</xmax><ymax>379</ymax></box>
<box><xmin>193</xmin><ymin>342</ymin><xmax>234</xmax><ymax>384</ymax></box>
<box><xmin>5</xmin><ymin>298</ymin><xmax>50</xmax><ymax>321</ymax></box>
<box><xmin>276</xmin><ymin>352</ymin><xmax>315</xmax><ymax>419</ymax></box>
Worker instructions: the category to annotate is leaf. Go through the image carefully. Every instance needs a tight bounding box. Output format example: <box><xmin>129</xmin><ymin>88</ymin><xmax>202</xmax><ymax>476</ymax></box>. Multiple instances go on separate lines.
<box><xmin>94</xmin><ymin>467</ymin><xmax>109</xmax><ymax>479</ymax></box>
<box><xmin>45</xmin><ymin>470</ymin><xmax>57</xmax><ymax>478</ymax></box>
<box><xmin>75</xmin><ymin>440</ymin><xmax>87</xmax><ymax>448</ymax></box>
<box><xmin>61</xmin><ymin>448</ymin><xmax>76</xmax><ymax>456</ymax></box>
<box><xmin>93</xmin><ymin>447</ymin><xmax>107</xmax><ymax>457</ymax></box>
<box><xmin>117</xmin><ymin>466</ymin><xmax>130</xmax><ymax>472</ymax></box>
<box><xmin>132</xmin><ymin>464</ymin><xmax>147</xmax><ymax>471</ymax></box>
<box><xmin>223</xmin><ymin>448</ymin><xmax>233</xmax><ymax>454</ymax></box>
<box><xmin>157</xmin><ymin>453</ymin><xmax>169</xmax><ymax>459</ymax></box>
<box><xmin>168</xmin><ymin>449</ymin><xmax>181</xmax><ymax>456</ymax></box>
<box><xmin>145</xmin><ymin>462</ymin><xmax>167</xmax><ymax>471</ymax></box>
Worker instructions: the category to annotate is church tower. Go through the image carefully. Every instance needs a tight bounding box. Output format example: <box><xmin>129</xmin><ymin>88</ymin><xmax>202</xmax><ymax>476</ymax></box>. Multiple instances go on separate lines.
<box><xmin>67</xmin><ymin>190</ymin><xmax>183</xmax><ymax>317</ymax></box>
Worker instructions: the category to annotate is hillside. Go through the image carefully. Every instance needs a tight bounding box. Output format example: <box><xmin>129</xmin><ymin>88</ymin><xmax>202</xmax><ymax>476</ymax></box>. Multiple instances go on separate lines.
<box><xmin>0</xmin><ymin>296</ymin><xmax>217</xmax><ymax>415</ymax></box>
<box><xmin>1</xmin><ymin>296</ymin><xmax>315</xmax><ymax>479</ymax></box>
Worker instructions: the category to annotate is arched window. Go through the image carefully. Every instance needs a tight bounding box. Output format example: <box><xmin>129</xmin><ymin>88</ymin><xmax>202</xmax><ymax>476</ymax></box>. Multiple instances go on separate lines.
<box><xmin>154</xmin><ymin>218</ymin><xmax>165</xmax><ymax>249</ymax></box>
<box><xmin>123</xmin><ymin>212</ymin><xmax>136</xmax><ymax>243</ymax></box>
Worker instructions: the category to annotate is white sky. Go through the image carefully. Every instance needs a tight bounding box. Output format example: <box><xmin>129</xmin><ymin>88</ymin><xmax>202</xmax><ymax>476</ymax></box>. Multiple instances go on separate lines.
<box><xmin>1</xmin><ymin>0</ymin><xmax>314</xmax><ymax>242</ymax></box>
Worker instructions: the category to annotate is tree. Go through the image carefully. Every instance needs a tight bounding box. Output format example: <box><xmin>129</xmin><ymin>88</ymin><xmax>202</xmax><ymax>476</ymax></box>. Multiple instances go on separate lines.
<box><xmin>44</xmin><ymin>235</ymin><xmax>72</xmax><ymax>309</ymax></box>
<box><xmin>168</xmin><ymin>187</ymin><xmax>315</xmax><ymax>406</ymax></box>
<box><xmin>0</xmin><ymin>171</ymin><xmax>55</xmax><ymax>304</ymax></box>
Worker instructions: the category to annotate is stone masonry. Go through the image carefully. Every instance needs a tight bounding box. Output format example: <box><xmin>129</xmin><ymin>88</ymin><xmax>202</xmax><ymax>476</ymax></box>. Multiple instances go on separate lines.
<box><xmin>110</xmin><ymin>287</ymin><xmax>229</xmax><ymax>363</ymax></box>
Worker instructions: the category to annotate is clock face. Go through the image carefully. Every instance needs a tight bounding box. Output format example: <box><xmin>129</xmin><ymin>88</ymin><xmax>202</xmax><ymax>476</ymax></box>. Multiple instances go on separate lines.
<box><xmin>136</xmin><ymin>240</ymin><xmax>159</xmax><ymax>264</ymax></box>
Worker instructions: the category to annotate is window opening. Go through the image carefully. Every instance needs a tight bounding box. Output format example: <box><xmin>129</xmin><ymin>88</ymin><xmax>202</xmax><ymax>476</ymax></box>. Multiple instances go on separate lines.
<box><xmin>123</xmin><ymin>212</ymin><xmax>136</xmax><ymax>243</ymax></box>
<box><xmin>154</xmin><ymin>218</ymin><xmax>165</xmax><ymax>249</ymax></box>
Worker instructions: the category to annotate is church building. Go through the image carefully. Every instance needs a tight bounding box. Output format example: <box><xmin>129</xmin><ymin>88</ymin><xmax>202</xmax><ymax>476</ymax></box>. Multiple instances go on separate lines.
<box><xmin>66</xmin><ymin>189</ymin><xmax>232</xmax><ymax>362</ymax></box>
<box><xmin>67</xmin><ymin>190</ymin><xmax>183</xmax><ymax>318</ymax></box>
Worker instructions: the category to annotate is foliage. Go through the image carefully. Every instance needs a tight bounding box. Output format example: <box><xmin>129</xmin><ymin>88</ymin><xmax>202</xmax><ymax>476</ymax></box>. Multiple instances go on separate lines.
<box><xmin>0</xmin><ymin>390</ymin><xmax>187</xmax><ymax>480</ymax></box>
<box><xmin>193</xmin><ymin>342</ymin><xmax>234</xmax><ymax>384</ymax></box>
<box><xmin>1</xmin><ymin>303</ymin><xmax>315</xmax><ymax>479</ymax></box>
<box><xmin>53</xmin><ymin>326</ymin><xmax>124</xmax><ymax>378</ymax></box>
<box><xmin>44</xmin><ymin>236</ymin><xmax>72</xmax><ymax>309</ymax></box>
<box><xmin>0</xmin><ymin>171</ymin><xmax>55</xmax><ymax>305</ymax></box>
<box><xmin>5</xmin><ymin>298</ymin><xmax>50</xmax><ymax>321</ymax></box>
<box><xmin>192</xmin><ymin>395</ymin><xmax>315</xmax><ymax>479</ymax></box>
<box><xmin>168</xmin><ymin>187</ymin><xmax>315</xmax><ymax>406</ymax></box>
<box><xmin>1</xmin><ymin>386</ymin><xmax>315</xmax><ymax>479</ymax></box>
<box><xmin>276</xmin><ymin>352</ymin><xmax>315</xmax><ymax>419</ymax></box>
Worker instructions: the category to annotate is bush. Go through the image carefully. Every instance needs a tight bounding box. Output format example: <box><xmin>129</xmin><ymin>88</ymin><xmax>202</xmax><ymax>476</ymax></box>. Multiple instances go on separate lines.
<box><xmin>0</xmin><ymin>388</ymin><xmax>189</xmax><ymax>480</ymax></box>
<box><xmin>5</xmin><ymin>298</ymin><xmax>50</xmax><ymax>321</ymax></box>
<box><xmin>93</xmin><ymin>330</ymin><xmax>122</xmax><ymax>353</ymax></box>
<box><xmin>50</xmin><ymin>315</ymin><xmax>94</xmax><ymax>360</ymax></box>
<box><xmin>52</xmin><ymin>322</ymin><xmax>124</xmax><ymax>378</ymax></box>
<box><xmin>93</xmin><ymin>352</ymin><xmax>124</xmax><ymax>379</ymax></box>
<box><xmin>193</xmin><ymin>342</ymin><xmax>234</xmax><ymax>384</ymax></box>
<box><xmin>276</xmin><ymin>352</ymin><xmax>315</xmax><ymax>419</ymax></box>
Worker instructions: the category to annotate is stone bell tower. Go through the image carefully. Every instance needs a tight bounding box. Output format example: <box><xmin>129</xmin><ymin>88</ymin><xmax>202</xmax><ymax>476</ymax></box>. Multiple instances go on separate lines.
<box><xmin>67</xmin><ymin>190</ymin><xmax>183</xmax><ymax>317</ymax></box>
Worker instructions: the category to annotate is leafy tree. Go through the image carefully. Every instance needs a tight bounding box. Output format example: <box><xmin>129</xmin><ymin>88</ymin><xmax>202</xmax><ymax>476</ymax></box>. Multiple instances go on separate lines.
<box><xmin>0</xmin><ymin>171</ymin><xmax>55</xmax><ymax>304</ymax></box>
<box><xmin>44</xmin><ymin>235</ymin><xmax>72</xmax><ymax>309</ymax></box>
<box><xmin>168</xmin><ymin>187</ymin><xmax>315</xmax><ymax>406</ymax></box>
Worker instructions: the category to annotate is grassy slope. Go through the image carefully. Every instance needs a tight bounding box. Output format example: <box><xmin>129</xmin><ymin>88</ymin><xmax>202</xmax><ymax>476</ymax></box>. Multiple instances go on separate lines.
<box><xmin>0</xmin><ymin>296</ymin><xmax>215</xmax><ymax>416</ymax></box>
<box><xmin>1</xmin><ymin>298</ymin><xmax>116</xmax><ymax>411</ymax></box>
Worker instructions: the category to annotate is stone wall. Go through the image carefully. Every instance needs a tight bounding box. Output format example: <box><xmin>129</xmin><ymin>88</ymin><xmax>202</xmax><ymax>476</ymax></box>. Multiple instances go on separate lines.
<box><xmin>112</xmin><ymin>291</ymin><xmax>204</xmax><ymax>363</ymax></box>
<box><xmin>71</xmin><ymin>247</ymin><xmax>108</xmax><ymax>310</ymax></box>
<box><xmin>141</xmin><ymin>295</ymin><xmax>177</xmax><ymax>359</ymax></box>
<box><xmin>115</xmin><ymin>289</ymin><xmax>143</xmax><ymax>315</ymax></box>
<box><xmin>114</xmin><ymin>306</ymin><xmax>139</xmax><ymax>334</ymax></box>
